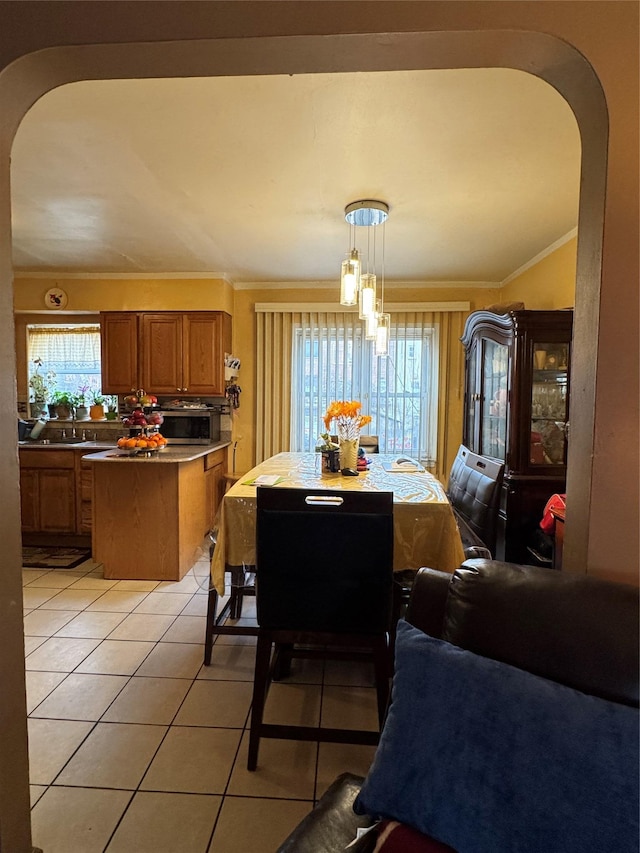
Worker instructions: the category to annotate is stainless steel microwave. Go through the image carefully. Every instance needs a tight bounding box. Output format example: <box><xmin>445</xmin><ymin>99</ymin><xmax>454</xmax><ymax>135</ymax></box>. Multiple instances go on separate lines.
<box><xmin>157</xmin><ymin>409</ymin><xmax>219</xmax><ymax>444</ymax></box>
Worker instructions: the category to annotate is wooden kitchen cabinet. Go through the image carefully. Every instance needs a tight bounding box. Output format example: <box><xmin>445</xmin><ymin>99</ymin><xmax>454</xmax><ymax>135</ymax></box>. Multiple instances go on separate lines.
<box><xmin>20</xmin><ymin>448</ymin><xmax>95</xmax><ymax>537</ymax></box>
<box><xmin>204</xmin><ymin>448</ymin><xmax>226</xmax><ymax>533</ymax></box>
<box><xmin>461</xmin><ymin>309</ymin><xmax>573</xmax><ymax>565</ymax></box>
<box><xmin>101</xmin><ymin>311</ymin><xmax>231</xmax><ymax>396</ymax></box>
<box><xmin>76</xmin><ymin>453</ymin><xmax>94</xmax><ymax>535</ymax></box>
<box><xmin>19</xmin><ymin>450</ymin><xmax>77</xmax><ymax>534</ymax></box>
<box><xmin>100</xmin><ymin>312</ymin><xmax>139</xmax><ymax>394</ymax></box>
<box><xmin>140</xmin><ymin>312</ymin><xmax>231</xmax><ymax>395</ymax></box>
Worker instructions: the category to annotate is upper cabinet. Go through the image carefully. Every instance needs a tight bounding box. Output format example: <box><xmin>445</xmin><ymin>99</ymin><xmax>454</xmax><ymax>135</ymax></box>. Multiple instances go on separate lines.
<box><xmin>101</xmin><ymin>311</ymin><xmax>232</xmax><ymax>396</ymax></box>
<box><xmin>100</xmin><ymin>313</ymin><xmax>139</xmax><ymax>394</ymax></box>
<box><xmin>461</xmin><ymin>309</ymin><xmax>573</xmax><ymax>564</ymax></box>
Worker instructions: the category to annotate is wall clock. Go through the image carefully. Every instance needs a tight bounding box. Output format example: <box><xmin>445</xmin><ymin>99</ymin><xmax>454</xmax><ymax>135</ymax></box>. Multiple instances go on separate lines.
<box><xmin>44</xmin><ymin>287</ymin><xmax>67</xmax><ymax>309</ymax></box>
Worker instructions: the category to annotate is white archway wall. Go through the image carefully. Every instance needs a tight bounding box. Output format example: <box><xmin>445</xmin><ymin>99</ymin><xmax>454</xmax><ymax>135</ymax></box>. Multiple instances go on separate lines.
<box><xmin>0</xmin><ymin>7</ymin><xmax>636</xmax><ymax>851</ymax></box>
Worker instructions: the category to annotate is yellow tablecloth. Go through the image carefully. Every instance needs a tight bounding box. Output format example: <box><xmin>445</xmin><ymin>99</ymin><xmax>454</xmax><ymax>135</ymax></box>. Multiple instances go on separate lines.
<box><xmin>210</xmin><ymin>452</ymin><xmax>465</xmax><ymax>595</ymax></box>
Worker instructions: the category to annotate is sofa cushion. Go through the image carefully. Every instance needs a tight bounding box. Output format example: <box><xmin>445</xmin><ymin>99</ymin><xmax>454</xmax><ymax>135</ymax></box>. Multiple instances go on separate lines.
<box><xmin>354</xmin><ymin>620</ymin><xmax>639</xmax><ymax>853</ymax></box>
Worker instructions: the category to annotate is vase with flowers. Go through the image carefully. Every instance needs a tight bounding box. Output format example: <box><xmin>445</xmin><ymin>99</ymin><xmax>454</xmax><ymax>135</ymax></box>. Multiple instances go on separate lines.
<box><xmin>323</xmin><ymin>400</ymin><xmax>372</xmax><ymax>472</ymax></box>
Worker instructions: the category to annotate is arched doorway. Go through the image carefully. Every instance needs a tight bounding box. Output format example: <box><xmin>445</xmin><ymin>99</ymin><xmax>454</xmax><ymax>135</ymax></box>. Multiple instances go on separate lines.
<box><xmin>0</xmin><ymin>27</ymin><xmax>608</xmax><ymax>851</ymax></box>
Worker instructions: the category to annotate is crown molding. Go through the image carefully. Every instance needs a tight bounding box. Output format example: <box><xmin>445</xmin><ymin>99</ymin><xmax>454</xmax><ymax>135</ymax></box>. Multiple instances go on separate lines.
<box><xmin>500</xmin><ymin>228</ymin><xmax>578</xmax><ymax>287</ymax></box>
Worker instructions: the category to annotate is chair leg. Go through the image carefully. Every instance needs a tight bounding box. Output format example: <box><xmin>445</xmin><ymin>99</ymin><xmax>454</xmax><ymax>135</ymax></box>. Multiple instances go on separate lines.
<box><xmin>229</xmin><ymin>566</ymin><xmax>245</xmax><ymax>619</ymax></box>
<box><xmin>272</xmin><ymin>643</ymin><xmax>293</xmax><ymax>680</ymax></box>
<box><xmin>204</xmin><ymin>586</ymin><xmax>218</xmax><ymax>666</ymax></box>
<box><xmin>248</xmin><ymin>633</ymin><xmax>273</xmax><ymax>771</ymax></box>
<box><xmin>372</xmin><ymin>636</ymin><xmax>391</xmax><ymax>727</ymax></box>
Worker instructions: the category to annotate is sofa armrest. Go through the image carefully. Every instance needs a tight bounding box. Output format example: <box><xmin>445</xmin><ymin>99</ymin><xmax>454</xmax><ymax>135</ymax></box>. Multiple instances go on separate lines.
<box><xmin>404</xmin><ymin>567</ymin><xmax>452</xmax><ymax>638</ymax></box>
<box><xmin>275</xmin><ymin>773</ymin><xmax>372</xmax><ymax>853</ymax></box>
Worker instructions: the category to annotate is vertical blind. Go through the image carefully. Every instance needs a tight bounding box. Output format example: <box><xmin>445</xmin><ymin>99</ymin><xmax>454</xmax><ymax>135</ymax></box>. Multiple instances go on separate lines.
<box><xmin>256</xmin><ymin>304</ymin><xmax>468</xmax><ymax>481</ymax></box>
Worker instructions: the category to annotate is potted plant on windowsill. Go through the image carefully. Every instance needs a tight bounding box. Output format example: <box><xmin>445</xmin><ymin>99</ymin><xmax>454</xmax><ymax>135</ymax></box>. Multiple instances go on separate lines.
<box><xmin>90</xmin><ymin>391</ymin><xmax>106</xmax><ymax>420</ymax></box>
<box><xmin>28</xmin><ymin>358</ymin><xmax>56</xmax><ymax>419</ymax></box>
<box><xmin>51</xmin><ymin>390</ymin><xmax>74</xmax><ymax>420</ymax></box>
<box><xmin>75</xmin><ymin>384</ymin><xmax>90</xmax><ymax>420</ymax></box>
<box><xmin>104</xmin><ymin>395</ymin><xmax>118</xmax><ymax>420</ymax></box>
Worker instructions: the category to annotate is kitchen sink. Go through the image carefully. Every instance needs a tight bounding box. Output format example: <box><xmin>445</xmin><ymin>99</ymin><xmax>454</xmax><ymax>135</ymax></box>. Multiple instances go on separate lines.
<box><xmin>19</xmin><ymin>437</ymin><xmax>91</xmax><ymax>445</ymax></box>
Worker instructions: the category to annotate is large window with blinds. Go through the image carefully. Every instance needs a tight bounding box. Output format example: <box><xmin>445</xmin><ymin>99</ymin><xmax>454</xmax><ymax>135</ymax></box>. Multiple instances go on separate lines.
<box><xmin>290</xmin><ymin>312</ymin><xmax>439</xmax><ymax>464</ymax></box>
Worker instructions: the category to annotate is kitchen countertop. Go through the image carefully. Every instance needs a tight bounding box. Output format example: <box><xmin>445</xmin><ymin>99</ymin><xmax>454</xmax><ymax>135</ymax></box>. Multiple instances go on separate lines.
<box><xmin>83</xmin><ymin>441</ymin><xmax>230</xmax><ymax>463</ymax></box>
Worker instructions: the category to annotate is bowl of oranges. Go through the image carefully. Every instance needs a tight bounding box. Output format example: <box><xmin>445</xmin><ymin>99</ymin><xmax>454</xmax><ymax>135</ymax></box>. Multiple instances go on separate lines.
<box><xmin>117</xmin><ymin>431</ymin><xmax>168</xmax><ymax>456</ymax></box>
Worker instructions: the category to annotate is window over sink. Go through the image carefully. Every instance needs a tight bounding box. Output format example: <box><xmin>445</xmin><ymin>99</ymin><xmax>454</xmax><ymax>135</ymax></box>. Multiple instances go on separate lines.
<box><xmin>27</xmin><ymin>324</ymin><xmax>102</xmax><ymax>400</ymax></box>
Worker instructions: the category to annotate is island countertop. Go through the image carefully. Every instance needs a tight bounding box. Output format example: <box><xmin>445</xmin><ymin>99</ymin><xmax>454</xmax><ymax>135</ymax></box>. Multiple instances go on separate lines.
<box><xmin>83</xmin><ymin>441</ymin><xmax>230</xmax><ymax>463</ymax></box>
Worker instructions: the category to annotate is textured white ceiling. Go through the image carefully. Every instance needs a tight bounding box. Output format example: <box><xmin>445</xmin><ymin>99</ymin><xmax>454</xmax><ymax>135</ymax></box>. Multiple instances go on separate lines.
<box><xmin>10</xmin><ymin>67</ymin><xmax>581</xmax><ymax>284</ymax></box>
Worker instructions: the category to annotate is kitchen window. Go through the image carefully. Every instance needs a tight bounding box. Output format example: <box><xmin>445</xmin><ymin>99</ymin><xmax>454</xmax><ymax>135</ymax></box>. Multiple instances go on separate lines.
<box><xmin>27</xmin><ymin>324</ymin><xmax>102</xmax><ymax>397</ymax></box>
<box><xmin>290</xmin><ymin>312</ymin><xmax>439</xmax><ymax>463</ymax></box>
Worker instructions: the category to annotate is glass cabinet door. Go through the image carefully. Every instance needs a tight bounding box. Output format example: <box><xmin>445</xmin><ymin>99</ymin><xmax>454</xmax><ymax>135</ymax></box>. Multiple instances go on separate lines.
<box><xmin>465</xmin><ymin>344</ymin><xmax>478</xmax><ymax>451</ymax></box>
<box><xmin>482</xmin><ymin>339</ymin><xmax>508</xmax><ymax>459</ymax></box>
<box><xmin>530</xmin><ymin>343</ymin><xmax>569</xmax><ymax>465</ymax></box>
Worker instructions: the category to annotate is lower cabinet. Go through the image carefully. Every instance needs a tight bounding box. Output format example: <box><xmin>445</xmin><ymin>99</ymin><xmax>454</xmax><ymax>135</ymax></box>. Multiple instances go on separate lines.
<box><xmin>76</xmin><ymin>454</ymin><xmax>94</xmax><ymax>535</ymax></box>
<box><xmin>204</xmin><ymin>449</ymin><xmax>226</xmax><ymax>533</ymax></box>
<box><xmin>19</xmin><ymin>449</ymin><xmax>94</xmax><ymax>536</ymax></box>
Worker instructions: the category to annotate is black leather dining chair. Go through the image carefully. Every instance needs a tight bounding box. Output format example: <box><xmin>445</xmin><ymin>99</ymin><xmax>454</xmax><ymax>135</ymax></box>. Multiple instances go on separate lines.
<box><xmin>203</xmin><ymin>531</ymin><xmax>257</xmax><ymax>666</ymax></box>
<box><xmin>247</xmin><ymin>486</ymin><xmax>394</xmax><ymax>771</ymax></box>
<box><xmin>394</xmin><ymin>444</ymin><xmax>504</xmax><ymax>613</ymax></box>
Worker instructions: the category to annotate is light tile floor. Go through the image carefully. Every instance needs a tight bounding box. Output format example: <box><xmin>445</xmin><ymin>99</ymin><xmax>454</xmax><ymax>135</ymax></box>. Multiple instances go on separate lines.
<box><xmin>23</xmin><ymin>547</ymin><xmax>378</xmax><ymax>853</ymax></box>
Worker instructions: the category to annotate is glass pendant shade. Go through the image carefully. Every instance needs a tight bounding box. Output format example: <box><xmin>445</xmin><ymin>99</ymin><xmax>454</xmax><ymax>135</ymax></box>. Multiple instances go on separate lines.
<box><xmin>374</xmin><ymin>312</ymin><xmax>391</xmax><ymax>357</ymax></box>
<box><xmin>340</xmin><ymin>250</ymin><xmax>360</xmax><ymax>306</ymax></box>
<box><xmin>365</xmin><ymin>299</ymin><xmax>381</xmax><ymax>340</ymax></box>
<box><xmin>358</xmin><ymin>273</ymin><xmax>377</xmax><ymax>319</ymax></box>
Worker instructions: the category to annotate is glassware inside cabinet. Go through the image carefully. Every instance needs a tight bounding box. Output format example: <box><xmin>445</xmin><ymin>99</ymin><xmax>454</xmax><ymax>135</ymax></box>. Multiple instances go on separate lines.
<box><xmin>482</xmin><ymin>339</ymin><xmax>508</xmax><ymax>460</ymax></box>
<box><xmin>530</xmin><ymin>342</ymin><xmax>569</xmax><ymax>465</ymax></box>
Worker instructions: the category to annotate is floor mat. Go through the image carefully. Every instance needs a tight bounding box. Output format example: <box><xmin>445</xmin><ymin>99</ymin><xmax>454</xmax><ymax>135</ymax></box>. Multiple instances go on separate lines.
<box><xmin>22</xmin><ymin>546</ymin><xmax>92</xmax><ymax>569</ymax></box>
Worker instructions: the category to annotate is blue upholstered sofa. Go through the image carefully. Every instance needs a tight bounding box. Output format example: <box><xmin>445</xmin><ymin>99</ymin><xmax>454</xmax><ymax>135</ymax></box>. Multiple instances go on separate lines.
<box><xmin>275</xmin><ymin>559</ymin><xmax>639</xmax><ymax>853</ymax></box>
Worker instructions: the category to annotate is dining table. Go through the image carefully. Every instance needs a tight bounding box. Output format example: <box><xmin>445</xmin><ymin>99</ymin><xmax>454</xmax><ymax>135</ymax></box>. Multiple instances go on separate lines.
<box><xmin>210</xmin><ymin>451</ymin><xmax>465</xmax><ymax>596</ymax></box>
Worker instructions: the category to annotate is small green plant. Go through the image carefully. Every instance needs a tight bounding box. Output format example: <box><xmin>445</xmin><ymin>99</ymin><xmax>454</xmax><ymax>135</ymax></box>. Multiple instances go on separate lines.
<box><xmin>91</xmin><ymin>390</ymin><xmax>106</xmax><ymax>405</ymax></box>
<box><xmin>316</xmin><ymin>432</ymin><xmax>339</xmax><ymax>451</ymax></box>
<box><xmin>105</xmin><ymin>395</ymin><xmax>118</xmax><ymax>411</ymax></box>
<box><xmin>51</xmin><ymin>390</ymin><xmax>74</xmax><ymax>407</ymax></box>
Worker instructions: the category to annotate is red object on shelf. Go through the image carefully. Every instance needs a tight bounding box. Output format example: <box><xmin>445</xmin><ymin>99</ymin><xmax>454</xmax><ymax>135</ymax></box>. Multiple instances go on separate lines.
<box><xmin>540</xmin><ymin>493</ymin><xmax>566</xmax><ymax>534</ymax></box>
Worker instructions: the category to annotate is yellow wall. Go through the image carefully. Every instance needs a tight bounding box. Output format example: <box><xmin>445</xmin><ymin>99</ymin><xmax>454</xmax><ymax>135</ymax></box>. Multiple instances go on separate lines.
<box><xmin>501</xmin><ymin>237</ymin><xmax>577</xmax><ymax>309</ymax></box>
<box><xmin>13</xmin><ymin>276</ymin><xmax>234</xmax><ymax>314</ymax></box>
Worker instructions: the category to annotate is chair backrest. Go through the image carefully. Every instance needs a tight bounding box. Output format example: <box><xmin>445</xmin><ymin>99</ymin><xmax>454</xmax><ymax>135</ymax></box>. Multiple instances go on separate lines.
<box><xmin>407</xmin><ymin>560</ymin><xmax>640</xmax><ymax>708</ymax></box>
<box><xmin>447</xmin><ymin>444</ymin><xmax>504</xmax><ymax>555</ymax></box>
<box><xmin>359</xmin><ymin>435</ymin><xmax>380</xmax><ymax>453</ymax></box>
<box><xmin>256</xmin><ymin>487</ymin><xmax>394</xmax><ymax>633</ymax></box>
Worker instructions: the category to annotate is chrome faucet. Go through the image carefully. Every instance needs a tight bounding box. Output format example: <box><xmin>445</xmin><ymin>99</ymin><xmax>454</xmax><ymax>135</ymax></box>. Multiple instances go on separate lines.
<box><xmin>70</xmin><ymin>407</ymin><xmax>77</xmax><ymax>438</ymax></box>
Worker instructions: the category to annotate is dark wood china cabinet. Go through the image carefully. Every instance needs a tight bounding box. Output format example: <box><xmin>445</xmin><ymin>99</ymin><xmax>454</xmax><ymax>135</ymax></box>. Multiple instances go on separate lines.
<box><xmin>461</xmin><ymin>309</ymin><xmax>573</xmax><ymax>565</ymax></box>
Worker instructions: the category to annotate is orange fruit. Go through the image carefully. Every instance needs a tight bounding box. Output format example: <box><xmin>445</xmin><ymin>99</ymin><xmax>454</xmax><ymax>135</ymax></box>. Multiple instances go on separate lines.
<box><xmin>125</xmin><ymin>438</ymin><xmax>137</xmax><ymax>449</ymax></box>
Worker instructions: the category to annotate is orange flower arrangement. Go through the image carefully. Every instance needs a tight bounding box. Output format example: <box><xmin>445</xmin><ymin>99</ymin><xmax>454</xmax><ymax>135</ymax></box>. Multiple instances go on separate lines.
<box><xmin>323</xmin><ymin>400</ymin><xmax>372</xmax><ymax>440</ymax></box>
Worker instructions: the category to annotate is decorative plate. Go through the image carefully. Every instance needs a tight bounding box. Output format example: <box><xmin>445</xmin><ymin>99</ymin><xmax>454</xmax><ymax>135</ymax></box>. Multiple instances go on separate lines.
<box><xmin>44</xmin><ymin>287</ymin><xmax>68</xmax><ymax>310</ymax></box>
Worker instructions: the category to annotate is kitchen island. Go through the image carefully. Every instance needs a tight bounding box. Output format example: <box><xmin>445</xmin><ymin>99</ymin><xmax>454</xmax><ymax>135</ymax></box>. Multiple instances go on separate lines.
<box><xmin>85</xmin><ymin>442</ymin><xmax>229</xmax><ymax>580</ymax></box>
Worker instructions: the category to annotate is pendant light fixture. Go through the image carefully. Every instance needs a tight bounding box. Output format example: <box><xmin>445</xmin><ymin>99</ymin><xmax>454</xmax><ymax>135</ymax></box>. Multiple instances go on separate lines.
<box><xmin>365</xmin><ymin>299</ymin><xmax>380</xmax><ymax>340</ymax></box>
<box><xmin>340</xmin><ymin>248</ymin><xmax>360</xmax><ymax>306</ymax></box>
<box><xmin>339</xmin><ymin>199</ymin><xmax>390</xmax><ymax>355</ymax></box>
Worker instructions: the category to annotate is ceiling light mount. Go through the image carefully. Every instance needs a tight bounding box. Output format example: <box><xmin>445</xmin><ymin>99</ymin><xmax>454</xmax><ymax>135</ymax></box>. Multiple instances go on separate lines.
<box><xmin>344</xmin><ymin>199</ymin><xmax>390</xmax><ymax>228</ymax></box>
